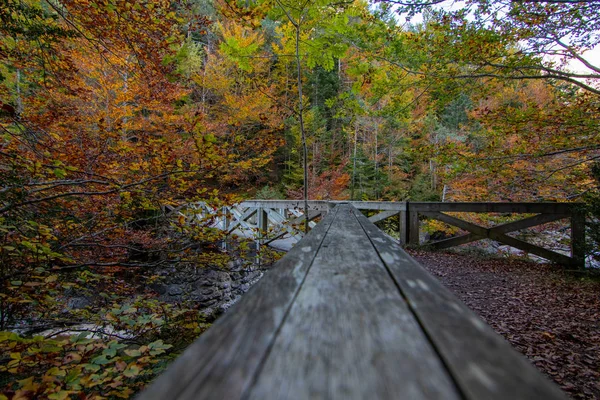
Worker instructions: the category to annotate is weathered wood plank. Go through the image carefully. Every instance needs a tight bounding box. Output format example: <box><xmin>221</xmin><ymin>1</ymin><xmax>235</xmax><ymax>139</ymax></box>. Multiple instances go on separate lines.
<box><xmin>240</xmin><ymin>200</ymin><xmax>332</xmax><ymax>211</ymax></box>
<box><xmin>399</xmin><ymin>210</ymin><xmax>407</xmax><ymax>246</ymax></box>
<box><xmin>408</xmin><ymin>209</ymin><xmax>420</xmax><ymax>245</ymax></box>
<box><xmin>492</xmin><ymin>213</ymin><xmax>569</xmax><ymax>234</ymax></box>
<box><xmin>423</xmin><ymin>211</ymin><xmax>573</xmax><ymax>265</ymax></box>
<box><xmin>246</xmin><ymin>205</ymin><xmax>460</xmax><ymax>400</ymax></box>
<box><xmin>488</xmin><ymin>231</ymin><xmax>573</xmax><ymax>265</ymax></box>
<box><xmin>239</xmin><ymin>200</ymin><xmax>407</xmax><ymax>212</ymax></box>
<box><xmin>289</xmin><ymin>210</ymin><xmax>322</xmax><ymax>226</ymax></box>
<box><xmin>226</xmin><ymin>207</ymin><xmax>257</xmax><ymax>233</ymax></box>
<box><xmin>368</xmin><ymin>210</ymin><xmax>398</xmax><ymax>224</ymax></box>
<box><xmin>429</xmin><ymin>213</ymin><xmax>569</xmax><ymax>251</ymax></box>
<box><xmin>222</xmin><ymin>207</ymin><xmax>230</xmax><ymax>231</ymax></box>
<box><xmin>411</xmin><ymin>202</ymin><xmax>574</xmax><ymax>214</ymax></box>
<box><xmin>257</xmin><ymin>208</ymin><xmax>268</xmax><ymax>234</ymax></box>
<box><xmin>341</xmin><ymin>201</ymin><xmax>406</xmax><ymax>211</ymax></box>
<box><xmin>354</xmin><ymin>210</ymin><xmax>567</xmax><ymax>400</ymax></box>
<box><xmin>431</xmin><ymin>233</ymin><xmax>482</xmax><ymax>250</ymax></box>
<box><xmin>138</xmin><ymin>208</ymin><xmax>339</xmax><ymax>400</ymax></box>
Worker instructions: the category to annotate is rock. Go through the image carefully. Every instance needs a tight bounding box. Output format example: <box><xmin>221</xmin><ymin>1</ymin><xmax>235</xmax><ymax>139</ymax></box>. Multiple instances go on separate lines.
<box><xmin>219</xmin><ymin>282</ymin><xmax>231</xmax><ymax>289</ymax></box>
<box><xmin>228</xmin><ymin>260</ymin><xmax>243</xmax><ymax>272</ymax></box>
<box><xmin>66</xmin><ymin>297</ymin><xmax>91</xmax><ymax>310</ymax></box>
<box><xmin>152</xmin><ymin>256</ymin><xmax>270</xmax><ymax>316</ymax></box>
<box><xmin>167</xmin><ymin>285</ymin><xmax>183</xmax><ymax>296</ymax></box>
<box><xmin>150</xmin><ymin>283</ymin><xmax>167</xmax><ymax>295</ymax></box>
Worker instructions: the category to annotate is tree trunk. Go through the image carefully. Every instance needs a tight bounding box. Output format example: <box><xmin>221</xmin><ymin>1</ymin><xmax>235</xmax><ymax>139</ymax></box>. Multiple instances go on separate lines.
<box><xmin>295</xmin><ymin>25</ymin><xmax>309</xmax><ymax>233</ymax></box>
<box><xmin>351</xmin><ymin>121</ymin><xmax>358</xmax><ymax>200</ymax></box>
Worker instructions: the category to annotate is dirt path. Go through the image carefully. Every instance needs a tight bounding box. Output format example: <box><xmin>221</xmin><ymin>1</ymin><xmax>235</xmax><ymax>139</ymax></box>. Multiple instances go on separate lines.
<box><xmin>409</xmin><ymin>250</ymin><xmax>600</xmax><ymax>399</ymax></box>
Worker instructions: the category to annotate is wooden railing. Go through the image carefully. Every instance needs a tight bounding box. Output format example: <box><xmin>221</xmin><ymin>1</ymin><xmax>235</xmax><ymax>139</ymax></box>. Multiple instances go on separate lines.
<box><xmin>168</xmin><ymin>200</ymin><xmax>585</xmax><ymax>267</ymax></box>
<box><xmin>166</xmin><ymin>200</ymin><xmax>407</xmax><ymax>247</ymax></box>
<box><xmin>406</xmin><ymin>202</ymin><xmax>585</xmax><ymax>268</ymax></box>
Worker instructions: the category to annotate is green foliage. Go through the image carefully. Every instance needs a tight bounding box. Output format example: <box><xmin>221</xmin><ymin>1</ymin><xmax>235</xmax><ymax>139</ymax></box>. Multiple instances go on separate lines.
<box><xmin>172</xmin><ymin>38</ymin><xmax>205</xmax><ymax>77</ymax></box>
<box><xmin>255</xmin><ymin>186</ymin><xmax>284</xmax><ymax>200</ymax></box>
<box><xmin>409</xmin><ymin>172</ymin><xmax>441</xmax><ymax>202</ymax></box>
<box><xmin>307</xmin><ymin>66</ymin><xmax>341</xmax><ymax>112</ymax></box>
<box><xmin>348</xmin><ymin>147</ymin><xmax>388</xmax><ymax>201</ymax></box>
<box><xmin>0</xmin><ymin>0</ymin><xmax>74</xmax><ymax>44</ymax></box>
<box><xmin>1</xmin><ymin>331</ymin><xmax>178</xmax><ymax>399</ymax></box>
<box><xmin>0</xmin><ymin>290</ymin><xmax>209</xmax><ymax>398</ymax></box>
<box><xmin>219</xmin><ymin>25</ymin><xmax>263</xmax><ymax>72</ymax></box>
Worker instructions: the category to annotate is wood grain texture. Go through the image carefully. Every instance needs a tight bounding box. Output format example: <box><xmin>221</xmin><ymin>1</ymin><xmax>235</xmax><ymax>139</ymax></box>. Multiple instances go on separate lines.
<box><xmin>408</xmin><ymin>210</ymin><xmax>420</xmax><ymax>245</ymax></box>
<box><xmin>240</xmin><ymin>200</ymin><xmax>407</xmax><ymax>211</ymax></box>
<box><xmin>246</xmin><ymin>205</ymin><xmax>459</xmax><ymax>400</ymax></box>
<box><xmin>399</xmin><ymin>210</ymin><xmax>407</xmax><ymax>245</ymax></box>
<box><xmin>354</xmin><ymin>209</ymin><xmax>567</xmax><ymax>400</ymax></box>
<box><xmin>240</xmin><ymin>200</ymin><xmax>333</xmax><ymax>211</ymax></box>
<box><xmin>491</xmin><ymin>213</ymin><xmax>570</xmax><ymax>233</ymax></box>
<box><xmin>137</xmin><ymin>207</ymin><xmax>339</xmax><ymax>400</ymax></box>
<box><xmin>409</xmin><ymin>202</ymin><xmax>574</xmax><ymax>214</ymax></box>
<box><xmin>425</xmin><ymin>212</ymin><xmax>570</xmax><ymax>250</ymax></box>
<box><xmin>422</xmin><ymin>211</ymin><xmax>573</xmax><ymax>265</ymax></box>
<box><xmin>368</xmin><ymin>210</ymin><xmax>398</xmax><ymax>223</ymax></box>
<box><xmin>226</xmin><ymin>207</ymin><xmax>258</xmax><ymax>233</ymax></box>
<box><xmin>430</xmin><ymin>232</ymin><xmax>482</xmax><ymax>249</ymax></box>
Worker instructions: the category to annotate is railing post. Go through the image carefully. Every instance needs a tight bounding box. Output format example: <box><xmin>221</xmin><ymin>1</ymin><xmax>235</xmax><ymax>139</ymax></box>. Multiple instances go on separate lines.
<box><xmin>222</xmin><ymin>206</ymin><xmax>230</xmax><ymax>251</ymax></box>
<box><xmin>407</xmin><ymin>202</ymin><xmax>420</xmax><ymax>246</ymax></box>
<box><xmin>571</xmin><ymin>208</ymin><xmax>586</xmax><ymax>268</ymax></box>
<box><xmin>399</xmin><ymin>209</ymin><xmax>407</xmax><ymax>246</ymax></box>
<box><xmin>326</xmin><ymin>201</ymin><xmax>335</xmax><ymax>216</ymax></box>
<box><xmin>258</xmin><ymin>208</ymin><xmax>268</xmax><ymax>242</ymax></box>
<box><xmin>222</xmin><ymin>206</ymin><xmax>230</xmax><ymax>231</ymax></box>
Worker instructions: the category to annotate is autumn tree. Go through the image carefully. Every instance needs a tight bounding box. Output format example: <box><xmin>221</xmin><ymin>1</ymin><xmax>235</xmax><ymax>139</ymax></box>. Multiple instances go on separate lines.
<box><xmin>379</xmin><ymin>0</ymin><xmax>600</xmax><ymax>95</ymax></box>
<box><xmin>0</xmin><ymin>1</ymin><xmax>277</xmax><ymax>395</ymax></box>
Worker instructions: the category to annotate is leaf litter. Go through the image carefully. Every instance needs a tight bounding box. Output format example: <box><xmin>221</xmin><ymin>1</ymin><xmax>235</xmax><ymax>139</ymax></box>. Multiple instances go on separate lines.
<box><xmin>410</xmin><ymin>250</ymin><xmax>600</xmax><ymax>399</ymax></box>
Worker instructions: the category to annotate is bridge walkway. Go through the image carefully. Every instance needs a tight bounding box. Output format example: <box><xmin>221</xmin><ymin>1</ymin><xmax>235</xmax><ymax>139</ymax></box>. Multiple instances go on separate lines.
<box><xmin>140</xmin><ymin>204</ymin><xmax>565</xmax><ymax>400</ymax></box>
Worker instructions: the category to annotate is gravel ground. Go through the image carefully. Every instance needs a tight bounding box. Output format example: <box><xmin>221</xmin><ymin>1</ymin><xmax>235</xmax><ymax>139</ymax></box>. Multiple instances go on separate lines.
<box><xmin>409</xmin><ymin>249</ymin><xmax>600</xmax><ymax>399</ymax></box>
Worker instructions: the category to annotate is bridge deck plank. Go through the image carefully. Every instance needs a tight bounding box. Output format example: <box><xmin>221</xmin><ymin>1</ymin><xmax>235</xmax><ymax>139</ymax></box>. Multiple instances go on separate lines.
<box><xmin>139</xmin><ymin>204</ymin><xmax>566</xmax><ymax>400</ymax></box>
<box><xmin>246</xmin><ymin>205</ymin><xmax>459</xmax><ymax>400</ymax></box>
<box><xmin>355</xmin><ymin>209</ymin><xmax>566</xmax><ymax>400</ymax></box>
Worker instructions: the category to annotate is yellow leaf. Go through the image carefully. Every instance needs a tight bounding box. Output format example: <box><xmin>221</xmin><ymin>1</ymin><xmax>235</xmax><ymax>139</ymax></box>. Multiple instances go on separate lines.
<box><xmin>18</xmin><ymin>376</ymin><xmax>39</xmax><ymax>391</ymax></box>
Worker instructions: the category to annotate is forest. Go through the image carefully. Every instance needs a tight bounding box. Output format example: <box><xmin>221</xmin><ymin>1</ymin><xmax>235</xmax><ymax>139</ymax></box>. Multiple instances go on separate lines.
<box><xmin>1</xmin><ymin>0</ymin><xmax>599</xmax><ymax>398</ymax></box>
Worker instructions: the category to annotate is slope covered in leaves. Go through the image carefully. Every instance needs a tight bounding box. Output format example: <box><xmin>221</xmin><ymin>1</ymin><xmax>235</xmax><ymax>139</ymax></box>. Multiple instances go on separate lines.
<box><xmin>412</xmin><ymin>250</ymin><xmax>600</xmax><ymax>399</ymax></box>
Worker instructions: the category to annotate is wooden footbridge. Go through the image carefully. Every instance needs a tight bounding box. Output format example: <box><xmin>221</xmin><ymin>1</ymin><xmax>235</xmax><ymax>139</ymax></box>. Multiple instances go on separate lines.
<box><xmin>140</xmin><ymin>202</ymin><xmax>582</xmax><ymax>399</ymax></box>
